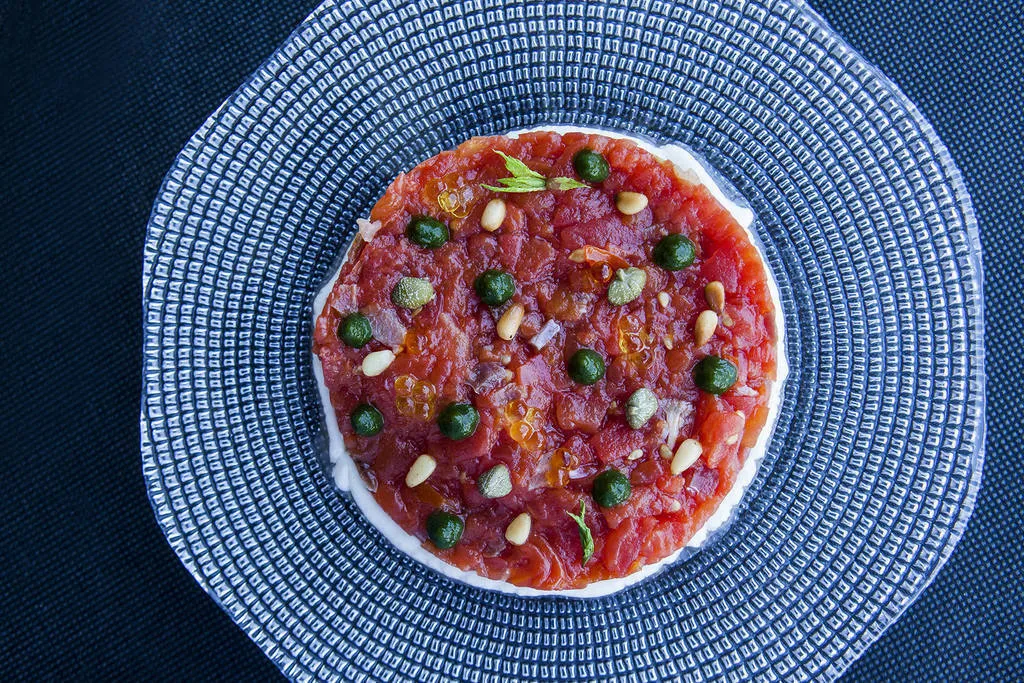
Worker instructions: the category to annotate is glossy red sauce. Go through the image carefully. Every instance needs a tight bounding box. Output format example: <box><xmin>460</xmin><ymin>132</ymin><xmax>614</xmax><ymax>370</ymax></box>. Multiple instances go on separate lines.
<box><xmin>313</xmin><ymin>132</ymin><xmax>777</xmax><ymax>590</ymax></box>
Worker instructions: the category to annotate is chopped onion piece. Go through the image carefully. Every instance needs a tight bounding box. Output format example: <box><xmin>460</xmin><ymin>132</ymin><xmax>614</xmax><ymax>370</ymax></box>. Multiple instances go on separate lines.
<box><xmin>661</xmin><ymin>398</ymin><xmax>694</xmax><ymax>450</ymax></box>
<box><xmin>365</xmin><ymin>305</ymin><xmax>407</xmax><ymax>346</ymax></box>
<box><xmin>469</xmin><ymin>362</ymin><xmax>508</xmax><ymax>394</ymax></box>
<box><xmin>733</xmin><ymin>385</ymin><xmax>758</xmax><ymax>397</ymax></box>
<box><xmin>356</xmin><ymin>218</ymin><xmax>382</xmax><ymax>242</ymax></box>
<box><xmin>568</xmin><ymin>463</ymin><xmax>600</xmax><ymax>480</ymax></box>
<box><xmin>529</xmin><ymin>319</ymin><xmax>561</xmax><ymax>350</ymax></box>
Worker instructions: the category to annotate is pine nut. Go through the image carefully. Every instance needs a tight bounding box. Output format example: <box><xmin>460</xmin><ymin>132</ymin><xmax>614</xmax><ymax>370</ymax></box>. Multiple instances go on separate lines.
<box><xmin>658</xmin><ymin>291</ymin><xmax>670</xmax><ymax>308</ymax></box>
<box><xmin>671</xmin><ymin>439</ymin><xmax>703</xmax><ymax>475</ymax></box>
<box><xmin>615</xmin><ymin>191</ymin><xmax>649</xmax><ymax>215</ymax></box>
<box><xmin>568</xmin><ymin>248</ymin><xmax>586</xmax><ymax>263</ymax></box>
<box><xmin>361</xmin><ymin>349</ymin><xmax>396</xmax><ymax>377</ymax></box>
<box><xmin>694</xmin><ymin>310</ymin><xmax>719</xmax><ymax>346</ymax></box>
<box><xmin>405</xmin><ymin>454</ymin><xmax>436</xmax><ymax>487</ymax></box>
<box><xmin>704</xmin><ymin>281</ymin><xmax>725</xmax><ymax>313</ymax></box>
<box><xmin>663</xmin><ymin>335</ymin><xmax>674</xmax><ymax>350</ymax></box>
<box><xmin>504</xmin><ymin>512</ymin><xmax>532</xmax><ymax>546</ymax></box>
<box><xmin>659</xmin><ymin>444</ymin><xmax>672</xmax><ymax>459</ymax></box>
<box><xmin>481</xmin><ymin>198</ymin><xmax>506</xmax><ymax>232</ymax></box>
<box><xmin>628</xmin><ymin>448</ymin><xmax>644</xmax><ymax>461</ymax></box>
<box><xmin>496</xmin><ymin>303</ymin><xmax>525</xmax><ymax>341</ymax></box>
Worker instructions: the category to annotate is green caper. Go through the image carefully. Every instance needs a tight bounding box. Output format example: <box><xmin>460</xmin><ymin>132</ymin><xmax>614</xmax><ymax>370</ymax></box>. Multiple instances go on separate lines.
<box><xmin>572</xmin><ymin>148</ymin><xmax>610</xmax><ymax>182</ymax></box>
<box><xmin>425</xmin><ymin>510</ymin><xmax>464</xmax><ymax>549</ymax></box>
<box><xmin>692</xmin><ymin>355</ymin><xmax>738</xmax><ymax>394</ymax></box>
<box><xmin>437</xmin><ymin>402</ymin><xmax>480</xmax><ymax>440</ymax></box>
<box><xmin>350</xmin><ymin>403</ymin><xmax>383</xmax><ymax>436</ymax></box>
<box><xmin>337</xmin><ymin>312</ymin><xmax>372</xmax><ymax>348</ymax></box>
<box><xmin>592</xmin><ymin>469</ymin><xmax>631</xmax><ymax>508</ymax></box>
<box><xmin>652</xmin><ymin>233</ymin><xmax>696</xmax><ymax>270</ymax></box>
<box><xmin>406</xmin><ymin>215</ymin><xmax>449</xmax><ymax>249</ymax></box>
<box><xmin>473</xmin><ymin>269</ymin><xmax>516</xmax><ymax>307</ymax></box>
<box><xmin>567</xmin><ymin>348</ymin><xmax>605</xmax><ymax>386</ymax></box>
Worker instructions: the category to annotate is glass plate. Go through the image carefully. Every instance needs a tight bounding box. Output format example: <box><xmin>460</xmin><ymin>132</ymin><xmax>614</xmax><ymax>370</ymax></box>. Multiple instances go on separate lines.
<box><xmin>141</xmin><ymin>0</ymin><xmax>985</xmax><ymax>680</ymax></box>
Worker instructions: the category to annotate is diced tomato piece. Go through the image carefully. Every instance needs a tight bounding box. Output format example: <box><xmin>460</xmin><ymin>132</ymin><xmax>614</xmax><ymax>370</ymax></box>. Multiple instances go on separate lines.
<box><xmin>602</xmin><ymin>517</ymin><xmax>641</xmax><ymax>575</ymax></box>
<box><xmin>699</xmin><ymin>410</ymin><xmax>745</xmax><ymax>468</ymax></box>
<box><xmin>555</xmin><ymin>393</ymin><xmax>606</xmax><ymax>434</ymax></box>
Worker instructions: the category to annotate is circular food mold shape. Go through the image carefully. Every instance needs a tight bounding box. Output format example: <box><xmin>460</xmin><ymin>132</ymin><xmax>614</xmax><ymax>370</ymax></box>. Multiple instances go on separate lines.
<box><xmin>312</xmin><ymin>127</ymin><xmax>790</xmax><ymax>597</ymax></box>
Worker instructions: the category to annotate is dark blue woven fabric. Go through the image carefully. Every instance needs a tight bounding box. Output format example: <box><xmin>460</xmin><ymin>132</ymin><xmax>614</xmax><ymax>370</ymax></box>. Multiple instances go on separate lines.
<box><xmin>0</xmin><ymin>0</ymin><xmax>1018</xmax><ymax>680</ymax></box>
<box><xmin>816</xmin><ymin>1</ymin><xmax>1024</xmax><ymax>680</ymax></box>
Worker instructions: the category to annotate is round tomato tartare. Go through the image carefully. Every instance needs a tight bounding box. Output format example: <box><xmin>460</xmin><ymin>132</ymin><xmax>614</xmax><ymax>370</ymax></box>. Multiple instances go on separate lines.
<box><xmin>313</xmin><ymin>132</ymin><xmax>777</xmax><ymax>590</ymax></box>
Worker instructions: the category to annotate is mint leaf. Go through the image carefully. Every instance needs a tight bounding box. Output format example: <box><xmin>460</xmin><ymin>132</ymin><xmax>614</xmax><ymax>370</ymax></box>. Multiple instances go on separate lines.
<box><xmin>547</xmin><ymin>177</ymin><xmax>589</xmax><ymax>191</ymax></box>
<box><xmin>566</xmin><ymin>500</ymin><xmax>594</xmax><ymax>565</ymax></box>
<box><xmin>482</xmin><ymin>151</ymin><xmax>590</xmax><ymax>194</ymax></box>
<box><xmin>494</xmin><ymin>150</ymin><xmax>544</xmax><ymax>180</ymax></box>
<box><xmin>480</xmin><ymin>176</ymin><xmax>547</xmax><ymax>193</ymax></box>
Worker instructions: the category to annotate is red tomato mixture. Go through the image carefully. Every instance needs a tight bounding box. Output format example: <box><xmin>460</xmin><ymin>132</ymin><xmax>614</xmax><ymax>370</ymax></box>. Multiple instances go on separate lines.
<box><xmin>313</xmin><ymin>132</ymin><xmax>777</xmax><ymax>590</ymax></box>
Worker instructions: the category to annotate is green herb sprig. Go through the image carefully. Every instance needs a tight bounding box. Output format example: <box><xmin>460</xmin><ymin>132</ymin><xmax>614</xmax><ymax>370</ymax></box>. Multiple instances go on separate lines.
<box><xmin>566</xmin><ymin>500</ymin><xmax>595</xmax><ymax>565</ymax></box>
<box><xmin>482</xmin><ymin>151</ymin><xmax>589</xmax><ymax>193</ymax></box>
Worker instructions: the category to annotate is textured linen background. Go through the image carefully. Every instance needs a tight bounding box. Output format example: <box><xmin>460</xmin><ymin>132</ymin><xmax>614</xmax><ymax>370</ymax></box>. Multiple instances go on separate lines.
<box><xmin>1</xmin><ymin>0</ymin><xmax>1019</xmax><ymax>680</ymax></box>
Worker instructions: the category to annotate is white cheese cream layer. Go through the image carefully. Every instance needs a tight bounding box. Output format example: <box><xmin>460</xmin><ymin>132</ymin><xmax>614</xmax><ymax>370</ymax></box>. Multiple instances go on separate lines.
<box><xmin>312</xmin><ymin>126</ymin><xmax>789</xmax><ymax>598</ymax></box>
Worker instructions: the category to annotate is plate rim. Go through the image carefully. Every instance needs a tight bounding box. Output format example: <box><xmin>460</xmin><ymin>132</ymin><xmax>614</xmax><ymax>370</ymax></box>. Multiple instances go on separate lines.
<box><xmin>140</xmin><ymin>0</ymin><xmax>986</xmax><ymax>680</ymax></box>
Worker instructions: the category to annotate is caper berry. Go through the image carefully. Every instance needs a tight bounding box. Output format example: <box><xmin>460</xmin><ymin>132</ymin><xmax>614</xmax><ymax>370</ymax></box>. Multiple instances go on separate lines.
<box><xmin>337</xmin><ymin>312</ymin><xmax>372</xmax><ymax>348</ymax></box>
<box><xmin>406</xmin><ymin>215</ymin><xmax>449</xmax><ymax>249</ymax></box>
<box><xmin>425</xmin><ymin>510</ymin><xmax>464</xmax><ymax>549</ymax></box>
<box><xmin>607</xmin><ymin>267</ymin><xmax>646</xmax><ymax>306</ymax></box>
<box><xmin>437</xmin><ymin>402</ymin><xmax>480</xmax><ymax>440</ymax></box>
<box><xmin>572</xmin><ymin>148</ymin><xmax>610</xmax><ymax>182</ymax></box>
<box><xmin>391</xmin><ymin>276</ymin><xmax>435</xmax><ymax>309</ymax></box>
<box><xmin>592</xmin><ymin>469</ymin><xmax>631</xmax><ymax>508</ymax></box>
<box><xmin>476</xmin><ymin>464</ymin><xmax>512</xmax><ymax>499</ymax></box>
<box><xmin>652</xmin><ymin>233</ymin><xmax>696</xmax><ymax>271</ymax></box>
<box><xmin>567</xmin><ymin>348</ymin><xmax>605</xmax><ymax>385</ymax></box>
<box><xmin>625</xmin><ymin>387</ymin><xmax>659</xmax><ymax>429</ymax></box>
<box><xmin>692</xmin><ymin>355</ymin><xmax>738</xmax><ymax>394</ymax></box>
<box><xmin>350</xmin><ymin>403</ymin><xmax>383</xmax><ymax>436</ymax></box>
<box><xmin>474</xmin><ymin>269</ymin><xmax>516</xmax><ymax>307</ymax></box>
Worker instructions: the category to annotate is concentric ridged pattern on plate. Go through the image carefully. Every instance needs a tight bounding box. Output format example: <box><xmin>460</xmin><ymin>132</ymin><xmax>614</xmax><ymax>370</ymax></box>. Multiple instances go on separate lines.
<box><xmin>141</xmin><ymin>0</ymin><xmax>984</xmax><ymax>680</ymax></box>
